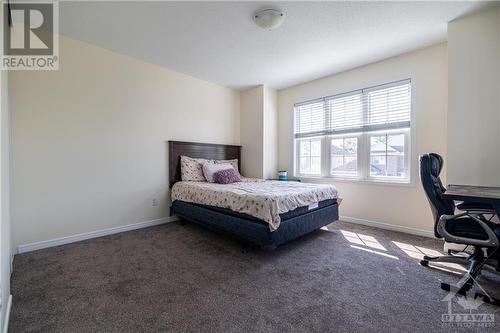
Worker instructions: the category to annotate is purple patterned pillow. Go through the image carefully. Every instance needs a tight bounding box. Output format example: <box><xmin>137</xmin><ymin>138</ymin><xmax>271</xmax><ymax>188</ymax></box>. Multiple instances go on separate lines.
<box><xmin>213</xmin><ymin>168</ymin><xmax>241</xmax><ymax>184</ymax></box>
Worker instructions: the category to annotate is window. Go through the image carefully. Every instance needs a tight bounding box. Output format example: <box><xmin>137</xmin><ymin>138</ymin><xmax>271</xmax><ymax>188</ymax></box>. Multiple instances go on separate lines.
<box><xmin>369</xmin><ymin>133</ymin><xmax>406</xmax><ymax>178</ymax></box>
<box><xmin>294</xmin><ymin>79</ymin><xmax>412</xmax><ymax>183</ymax></box>
<box><xmin>331</xmin><ymin>136</ymin><xmax>358</xmax><ymax>177</ymax></box>
<box><xmin>297</xmin><ymin>138</ymin><xmax>321</xmax><ymax>176</ymax></box>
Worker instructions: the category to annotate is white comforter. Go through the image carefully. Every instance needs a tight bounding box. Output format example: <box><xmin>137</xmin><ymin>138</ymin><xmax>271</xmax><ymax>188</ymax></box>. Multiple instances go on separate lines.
<box><xmin>171</xmin><ymin>179</ymin><xmax>339</xmax><ymax>231</ymax></box>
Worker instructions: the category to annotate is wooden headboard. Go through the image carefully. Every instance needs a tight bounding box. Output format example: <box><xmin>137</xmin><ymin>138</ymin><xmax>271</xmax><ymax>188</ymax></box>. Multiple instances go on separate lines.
<box><xmin>168</xmin><ymin>141</ymin><xmax>242</xmax><ymax>187</ymax></box>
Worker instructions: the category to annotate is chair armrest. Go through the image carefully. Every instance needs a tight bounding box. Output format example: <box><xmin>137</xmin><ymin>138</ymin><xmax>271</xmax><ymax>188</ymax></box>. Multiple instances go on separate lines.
<box><xmin>456</xmin><ymin>202</ymin><xmax>496</xmax><ymax>214</ymax></box>
<box><xmin>440</xmin><ymin>213</ymin><xmax>466</xmax><ymax>221</ymax></box>
<box><xmin>437</xmin><ymin>214</ymin><xmax>499</xmax><ymax>248</ymax></box>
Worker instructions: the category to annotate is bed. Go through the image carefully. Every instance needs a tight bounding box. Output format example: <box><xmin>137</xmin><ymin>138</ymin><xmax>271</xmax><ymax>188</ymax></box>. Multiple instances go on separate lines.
<box><xmin>169</xmin><ymin>141</ymin><xmax>339</xmax><ymax>247</ymax></box>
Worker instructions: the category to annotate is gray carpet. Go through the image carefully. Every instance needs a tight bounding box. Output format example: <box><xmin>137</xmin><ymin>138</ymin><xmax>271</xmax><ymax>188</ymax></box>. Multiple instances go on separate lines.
<box><xmin>9</xmin><ymin>220</ymin><xmax>500</xmax><ymax>332</ymax></box>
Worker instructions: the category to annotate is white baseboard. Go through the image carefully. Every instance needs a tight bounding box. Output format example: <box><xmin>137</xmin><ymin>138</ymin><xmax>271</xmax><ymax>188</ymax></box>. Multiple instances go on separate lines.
<box><xmin>339</xmin><ymin>215</ymin><xmax>434</xmax><ymax>238</ymax></box>
<box><xmin>17</xmin><ymin>216</ymin><xmax>178</xmax><ymax>254</ymax></box>
<box><xmin>2</xmin><ymin>294</ymin><xmax>12</xmax><ymax>333</ymax></box>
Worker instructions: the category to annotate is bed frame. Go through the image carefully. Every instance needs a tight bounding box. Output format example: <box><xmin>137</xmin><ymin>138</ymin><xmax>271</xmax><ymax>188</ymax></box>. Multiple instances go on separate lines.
<box><xmin>168</xmin><ymin>140</ymin><xmax>338</xmax><ymax>248</ymax></box>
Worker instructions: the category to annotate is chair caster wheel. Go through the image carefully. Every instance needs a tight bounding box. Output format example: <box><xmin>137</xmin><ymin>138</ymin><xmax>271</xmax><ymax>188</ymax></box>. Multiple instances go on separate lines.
<box><xmin>420</xmin><ymin>260</ymin><xmax>429</xmax><ymax>266</ymax></box>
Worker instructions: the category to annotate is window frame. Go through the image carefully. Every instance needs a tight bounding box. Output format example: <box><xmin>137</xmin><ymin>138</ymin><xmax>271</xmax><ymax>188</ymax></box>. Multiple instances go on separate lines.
<box><xmin>292</xmin><ymin>78</ymin><xmax>416</xmax><ymax>186</ymax></box>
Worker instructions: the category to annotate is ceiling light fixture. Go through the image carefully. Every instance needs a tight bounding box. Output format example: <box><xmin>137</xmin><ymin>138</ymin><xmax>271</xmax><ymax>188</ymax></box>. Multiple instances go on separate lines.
<box><xmin>253</xmin><ymin>8</ymin><xmax>285</xmax><ymax>30</ymax></box>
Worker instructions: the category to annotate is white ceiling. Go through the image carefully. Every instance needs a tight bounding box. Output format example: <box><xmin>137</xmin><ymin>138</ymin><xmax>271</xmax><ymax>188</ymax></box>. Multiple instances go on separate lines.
<box><xmin>60</xmin><ymin>1</ymin><xmax>495</xmax><ymax>90</ymax></box>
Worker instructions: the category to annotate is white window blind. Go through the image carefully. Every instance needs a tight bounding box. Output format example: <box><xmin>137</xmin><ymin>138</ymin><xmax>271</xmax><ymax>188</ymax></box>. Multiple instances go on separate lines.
<box><xmin>294</xmin><ymin>99</ymin><xmax>326</xmax><ymax>137</ymax></box>
<box><xmin>294</xmin><ymin>79</ymin><xmax>411</xmax><ymax>138</ymax></box>
<box><xmin>328</xmin><ymin>91</ymin><xmax>363</xmax><ymax>132</ymax></box>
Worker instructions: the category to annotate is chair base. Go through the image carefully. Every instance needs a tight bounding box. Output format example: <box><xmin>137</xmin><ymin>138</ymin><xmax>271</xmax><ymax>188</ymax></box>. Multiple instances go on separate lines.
<box><xmin>441</xmin><ymin>282</ymin><xmax>500</xmax><ymax>307</ymax></box>
<box><xmin>420</xmin><ymin>248</ymin><xmax>498</xmax><ymax>271</ymax></box>
<box><xmin>420</xmin><ymin>254</ymin><xmax>469</xmax><ymax>266</ymax></box>
<box><xmin>420</xmin><ymin>245</ymin><xmax>500</xmax><ymax>307</ymax></box>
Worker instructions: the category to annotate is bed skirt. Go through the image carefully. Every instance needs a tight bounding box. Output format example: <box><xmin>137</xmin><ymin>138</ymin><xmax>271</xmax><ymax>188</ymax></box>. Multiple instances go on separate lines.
<box><xmin>171</xmin><ymin>200</ymin><xmax>339</xmax><ymax>247</ymax></box>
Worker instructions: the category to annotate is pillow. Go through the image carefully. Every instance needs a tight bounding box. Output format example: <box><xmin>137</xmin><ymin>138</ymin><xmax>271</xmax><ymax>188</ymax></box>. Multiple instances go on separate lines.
<box><xmin>215</xmin><ymin>159</ymin><xmax>239</xmax><ymax>173</ymax></box>
<box><xmin>180</xmin><ymin>156</ymin><xmax>213</xmax><ymax>181</ymax></box>
<box><xmin>213</xmin><ymin>168</ymin><xmax>241</xmax><ymax>184</ymax></box>
<box><xmin>203</xmin><ymin>162</ymin><xmax>234</xmax><ymax>183</ymax></box>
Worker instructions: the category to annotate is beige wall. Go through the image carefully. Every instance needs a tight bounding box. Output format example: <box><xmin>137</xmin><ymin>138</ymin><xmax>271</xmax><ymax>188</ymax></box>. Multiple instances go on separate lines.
<box><xmin>0</xmin><ymin>2</ymin><xmax>12</xmax><ymax>327</ymax></box>
<box><xmin>447</xmin><ymin>7</ymin><xmax>500</xmax><ymax>186</ymax></box>
<box><xmin>240</xmin><ymin>86</ymin><xmax>264</xmax><ymax>178</ymax></box>
<box><xmin>263</xmin><ymin>86</ymin><xmax>278</xmax><ymax>179</ymax></box>
<box><xmin>0</xmin><ymin>45</ymin><xmax>11</xmax><ymax>331</ymax></box>
<box><xmin>278</xmin><ymin>43</ymin><xmax>448</xmax><ymax>233</ymax></box>
<box><xmin>10</xmin><ymin>36</ymin><xmax>240</xmax><ymax>248</ymax></box>
<box><xmin>240</xmin><ymin>85</ymin><xmax>279</xmax><ymax>179</ymax></box>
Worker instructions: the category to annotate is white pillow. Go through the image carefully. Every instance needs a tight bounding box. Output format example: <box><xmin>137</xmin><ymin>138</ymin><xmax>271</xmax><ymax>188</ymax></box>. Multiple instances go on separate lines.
<box><xmin>181</xmin><ymin>156</ymin><xmax>213</xmax><ymax>181</ymax></box>
<box><xmin>202</xmin><ymin>163</ymin><xmax>234</xmax><ymax>183</ymax></box>
<box><xmin>214</xmin><ymin>159</ymin><xmax>239</xmax><ymax>173</ymax></box>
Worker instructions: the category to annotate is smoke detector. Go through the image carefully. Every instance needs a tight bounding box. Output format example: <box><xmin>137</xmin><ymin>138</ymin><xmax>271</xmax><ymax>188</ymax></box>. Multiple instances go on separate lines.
<box><xmin>253</xmin><ymin>8</ymin><xmax>285</xmax><ymax>30</ymax></box>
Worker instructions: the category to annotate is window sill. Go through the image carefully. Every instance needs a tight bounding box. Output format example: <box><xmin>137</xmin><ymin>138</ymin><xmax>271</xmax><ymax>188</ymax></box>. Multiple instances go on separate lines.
<box><xmin>295</xmin><ymin>176</ymin><xmax>415</xmax><ymax>188</ymax></box>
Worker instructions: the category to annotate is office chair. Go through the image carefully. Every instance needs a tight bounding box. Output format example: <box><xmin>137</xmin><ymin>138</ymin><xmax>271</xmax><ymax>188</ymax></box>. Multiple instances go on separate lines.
<box><xmin>419</xmin><ymin>153</ymin><xmax>500</xmax><ymax>302</ymax></box>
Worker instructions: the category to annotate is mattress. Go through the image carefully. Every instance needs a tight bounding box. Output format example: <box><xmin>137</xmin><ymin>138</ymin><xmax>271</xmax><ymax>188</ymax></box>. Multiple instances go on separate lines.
<box><xmin>171</xmin><ymin>179</ymin><xmax>339</xmax><ymax>231</ymax></box>
<box><xmin>171</xmin><ymin>200</ymin><xmax>339</xmax><ymax>246</ymax></box>
<box><xmin>188</xmin><ymin>199</ymin><xmax>337</xmax><ymax>223</ymax></box>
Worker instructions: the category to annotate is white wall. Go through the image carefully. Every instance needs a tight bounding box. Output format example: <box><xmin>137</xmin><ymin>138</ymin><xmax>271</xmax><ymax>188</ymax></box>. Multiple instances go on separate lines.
<box><xmin>240</xmin><ymin>86</ymin><xmax>264</xmax><ymax>178</ymax></box>
<box><xmin>10</xmin><ymin>36</ymin><xmax>240</xmax><ymax>249</ymax></box>
<box><xmin>278</xmin><ymin>43</ymin><xmax>448</xmax><ymax>233</ymax></box>
<box><xmin>447</xmin><ymin>7</ymin><xmax>500</xmax><ymax>186</ymax></box>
